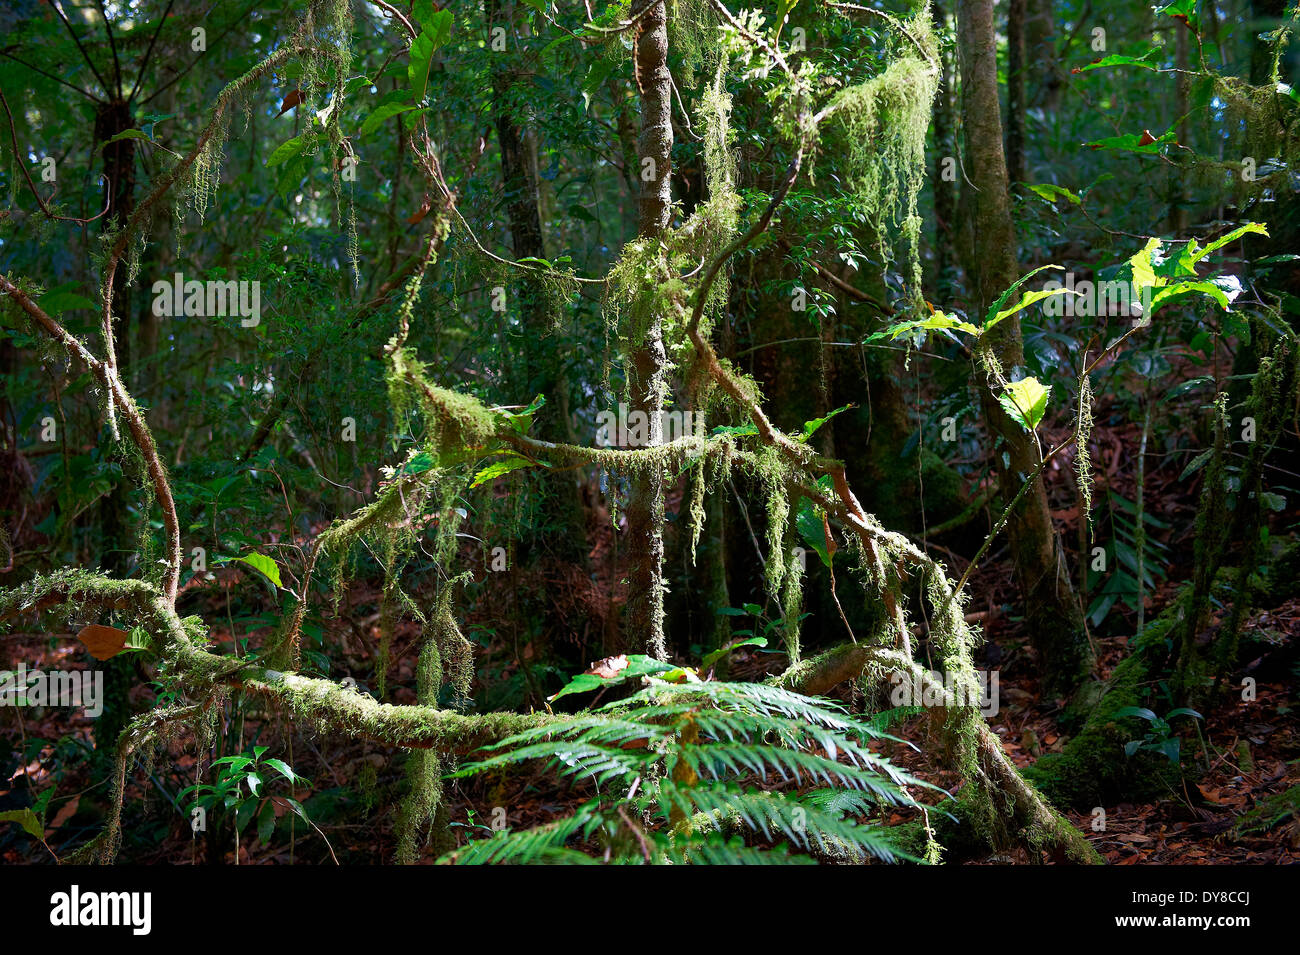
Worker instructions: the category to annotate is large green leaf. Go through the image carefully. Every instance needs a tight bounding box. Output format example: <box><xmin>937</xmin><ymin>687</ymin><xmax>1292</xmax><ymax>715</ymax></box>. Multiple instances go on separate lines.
<box><xmin>795</xmin><ymin>478</ymin><xmax>836</xmax><ymax>568</ymax></box>
<box><xmin>1072</xmin><ymin>52</ymin><xmax>1160</xmax><ymax>74</ymax></box>
<box><xmin>867</xmin><ymin>312</ymin><xmax>979</xmax><ymax>344</ymax></box>
<box><xmin>471</xmin><ymin>453</ymin><xmax>537</xmax><ymax>488</ymax></box>
<box><xmin>358</xmin><ymin>100</ymin><xmax>417</xmax><ymax>140</ymax></box>
<box><xmin>1086</xmin><ymin>129</ymin><xmax>1177</xmax><ymax>155</ymax></box>
<box><xmin>549</xmin><ymin>655</ymin><xmax>674</xmax><ymax>702</ymax></box>
<box><xmin>496</xmin><ymin>393</ymin><xmax>546</xmax><ymax>436</ymax></box>
<box><xmin>1187</xmin><ymin>223</ymin><xmax>1268</xmax><ymax>264</ymax></box>
<box><xmin>1026</xmin><ymin>183</ymin><xmax>1083</xmax><ymax>205</ymax></box>
<box><xmin>1155</xmin><ymin>0</ymin><xmax>1200</xmax><ymax>33</ymax></box>
<box><xmin>38</xmin><ymin>284</ymin><xmax>97</xmax><ymax>316</ymax></box>
<box><xmin>266</xmin><ymin>133</ymin><xmax>315</xmax><ymax>167</ymax></box>
<box><xmin>983</xmin><ymin>264</ymin><xmax>1065</xmax><ymax>328</ymax></box>
<box><xmin>0</xmin><ymin>808</ymin><xmax>43</xmax><ymax>840</ymax></box>
<box><xmin>998</xmin><ymin>376</ymin><xmax>1051</xmax><ymax>431</ymax></box>
<box><xmin>408</xmin><ymin>9</ymin><xmax>453</xmax><ymax>101</ymax></box>
<box><xmin>701</xmin><ymin>637</ymin><xmax>768</xmax><ymax>671</ymax></box>
<box><xmin>1148</xmin><ymin>280</ymin><xmax>1235</xmax><ymax>316</ymax></box>
<box><xmin>1126</xmin><ymin>237</ymin><xmax>1163</xmax><ymax>300</ymax></box>
<box><xmin>796</xmin><ymin>404</ymin><xmax>852</xmax><ymax>443</ymax></box>
<box><xmin>986</xmin><ymin>286</ymin><xmax>1080</xmax><ymax>333</ymax></box>
<box><xmin>102</xmin><ymin>128</ymin><xmax>149</xmax><ymax>147</ymax></box>
<box><xmin>226</xmin><ymin>552</ymin><xmax>282</xmax><ymax>589</ymax></box>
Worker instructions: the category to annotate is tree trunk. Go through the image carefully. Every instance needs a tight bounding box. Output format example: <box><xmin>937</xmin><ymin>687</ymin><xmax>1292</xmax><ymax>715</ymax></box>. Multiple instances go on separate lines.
<box><xmin>1006</xmin><ymin>0</ymin><xmax>1027</xmax><ymax>187</ymax></box>
<box><xmin>957</xmin><ymin>0</ymin><xmax>1092</xmax><ymax>696</ymax></box>
<box><xmin>94</xmin><ymin>97</ymin><xmax>140</xmax><ymax>766</ymax></box>
<box><xmin>488</xmin><ymin>0</ymin><xmax>588</xmax><ymax>569</ymax></box>
<box><xmin>1167</xmin><ymin>20</ymin><xmax>1190</xmax><ymax>233</ymax></box>
<box><xmin>1024</xmin><ymin>0</ymin><xmax>1059</xmax><ymax>111</ymax></box>
<box><xmin>624</xmin><ymin>1</ymin><xmax>673</xmax><ymax>660</ymax></box>
<box><xmin>930</xmin><ymin>0</ymin><xmax>958</xmax><ymax>299</ymax></box>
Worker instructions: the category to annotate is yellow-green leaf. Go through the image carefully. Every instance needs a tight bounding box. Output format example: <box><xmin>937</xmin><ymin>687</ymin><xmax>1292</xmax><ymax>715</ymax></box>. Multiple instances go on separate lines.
<box><xmin>229</xmin><ymin>552</ymin><xmax>282</xmax><ymax>589</ymax></box>
<box><xmin>0</xmin><ymin>808</ymin><xmax>43</xmax><ymax>840</ymax></box>
<box><xmin>998</xmin><ymin>376</ymin><xmax>1051</xmax><ymax>431</ymax></box>
<box><xmin>471</xmin><ymin>453</ymin><xmax>536</xmax><ymax>488</ymax></box>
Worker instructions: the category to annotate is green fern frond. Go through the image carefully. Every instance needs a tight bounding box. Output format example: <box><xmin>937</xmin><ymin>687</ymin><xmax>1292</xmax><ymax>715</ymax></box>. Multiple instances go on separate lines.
<box><xmin>454</xmin><ymin>741</ymin><xmax>646</xmax><ymax>786</ymax></box>
<box><xmin>438</xmin><ymin>806</ymin><xmax>602</xmax><ymax>865</ymax></box>
<box><xmin>443</xmin><ymin>678</ymin><xmax>928</xmax><ymax>864</ymax></box>
<box><xmin>676</xmin><ymin>743</ymin><xmax>913</xmax><ymax>801</ymax></box>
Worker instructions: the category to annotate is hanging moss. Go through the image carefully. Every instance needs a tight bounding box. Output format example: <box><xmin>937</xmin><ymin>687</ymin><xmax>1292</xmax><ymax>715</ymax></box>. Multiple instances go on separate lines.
<box><xmin>1076</xmin><ymin>373</ymin><xmax>1096</xmax><ymax>529</ymax></box>
<box><xmin>820</xmin><ymin>20</ymin><xmax>938</xmax><ymax>301</ymax></box>
<box><xmin>778</xmin><ymin>538</ymin><xmax>805</xmax><ymax>663</ymax></box>
<box><xmin>1210</xmin><ymin>76</ymin><xmax>1299</xmax><ymax>203</ymax></box>
<box><xmin>394</xmin><ymin>746</ymin><xmax>442</xmax><ymax>864</ymax></box>
<box><xmin>393</xmin><ymin>586</ymin><xmax>452</xmax><ymax>864</ymax></box>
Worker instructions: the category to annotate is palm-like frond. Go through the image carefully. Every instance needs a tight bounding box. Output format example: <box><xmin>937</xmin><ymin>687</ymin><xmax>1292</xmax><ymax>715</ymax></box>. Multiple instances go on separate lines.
<box><xmin>677</xmin><ymin>785</ymin><xmax>913</xmax><ymax>862</ymax></box>
<box><xmin>442</xmin><ymin>678</ymin><xmax>927</xmax><ymax>864</ymax></box>
<box><xmin>439</xmin><ymin>807</ymin><xmax>603</xmax><ymax>865</ymax></box>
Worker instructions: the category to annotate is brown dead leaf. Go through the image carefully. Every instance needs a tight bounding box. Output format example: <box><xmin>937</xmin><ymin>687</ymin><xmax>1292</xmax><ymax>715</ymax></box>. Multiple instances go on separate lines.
<box><xmin>822</xmin><ymin>513</ymin><xmax>838</xmax><ymax>559</ymax></box>
<box><xmin>277</xmin><ymin>90</ymin><xmax>304</xmax><ymax>116</ymax></box>
<box><xmin>46</xmin><ymin>796</ymin><xmax>80</xmax><ymax>835</ymax></box>
<box><xmin>76</xmin><ymin>624</ymin><xmax>131</xmax><ymax>660</ymax></box>
<box><xmin>1198</xmin><ymin>784</ymin><xmax>1227</xmax><ymax>804</ymax></box>
<box><xmin>407</xmin><ymin>195</ymin><xmax>433</xmax><ymax>225</ymax></box>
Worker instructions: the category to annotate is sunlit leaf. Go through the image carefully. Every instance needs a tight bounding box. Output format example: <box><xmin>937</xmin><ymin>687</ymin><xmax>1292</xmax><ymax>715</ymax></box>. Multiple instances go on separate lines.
<box><xmin>997</xmin><ymin>376</ymin><xmax>1051</xmax><ymax>431</ymax></box>
<box><xmin>225</xmin><ymin>552</ymin><xmax>282</xmax><ymax>589</ymax></box>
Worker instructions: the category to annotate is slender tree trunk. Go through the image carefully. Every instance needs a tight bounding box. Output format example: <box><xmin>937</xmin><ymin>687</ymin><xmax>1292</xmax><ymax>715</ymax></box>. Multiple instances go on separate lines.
<box><xmin>1006</xmin><ymin>0</ymin><xmax>1027</xmax><ymax>187</ymax></box>
<box><xmin>1025</xmin><ymin>0</ymin><xmax>1059</xmax><ymax>111</ymax></box>
<box><xmin>625</xmin><ymin>1</ymin><xmax>672</xmax><ymax>659</ymax></box>
<box><xmin>93</xmin><ymin>96</ymin><xmax>139</xmax><ymax>765</ymax></box>
<box><xmin>95</xmin><ymin>98</ymin><xmax>137</xmax><ymax>575</ymax></box>
<box><xmin>931</xmin><ymin>0</ymin><xmax>957</xmax><ymax>299</ymax></box>
<box><xmin>957</xmin><ymin>0</ymin><xmax>1092</xmax><ymax>695</ymax></box>
<box><xmin>489</xmin><ymin>0</ymin><xmax>588</xmax><ymax>569</ymax></box>
<box><xmin>1168</xmin><ymin>22</ymin><xmax>1190</xmax><ymax>233</ymax></box>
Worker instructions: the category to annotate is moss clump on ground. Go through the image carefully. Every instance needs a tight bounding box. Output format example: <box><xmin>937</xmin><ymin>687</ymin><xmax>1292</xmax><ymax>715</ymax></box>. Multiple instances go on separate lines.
<box><xmin>1025</xmin><ymin>591</ymin><xmax>1190</xmax><ymax>807</ymax></box>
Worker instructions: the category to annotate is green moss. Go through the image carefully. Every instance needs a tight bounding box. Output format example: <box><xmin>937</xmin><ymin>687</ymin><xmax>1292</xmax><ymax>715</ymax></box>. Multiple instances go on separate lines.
<box><xmin>1024</xmin><ymin>593</ymin><xmax>1191</xmax><ymax>807</ymax></box>
<box><xmin>394</xmin><ymin>746</ymin><xmax>442</xmax><ymax>864</ymax></box>
<box><xmin>1076</xmin><ymin>374</ymin><xmax>1096</xmax><ymax>528</ymax></box>
<box><xmin>387</xmin><ymin>346</ymin><xmax>497</xmax><ymax>457</ymax></box>
<box><xmin>821</xmin><ymin>23</ymin><xmax>938</xmax><ymax>300</ymax></box>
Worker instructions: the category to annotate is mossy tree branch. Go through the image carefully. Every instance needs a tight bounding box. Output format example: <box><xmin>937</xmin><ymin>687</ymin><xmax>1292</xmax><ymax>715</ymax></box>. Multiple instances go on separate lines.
<box><xmin>0</xmin><ymin>276</ymin><xmax>183</xmax><ymax>604</ymax></box>
<box><xmin>771</xmin><ymin>643</ymin><xmax>1103</xmax><ymax>863</ymax></box>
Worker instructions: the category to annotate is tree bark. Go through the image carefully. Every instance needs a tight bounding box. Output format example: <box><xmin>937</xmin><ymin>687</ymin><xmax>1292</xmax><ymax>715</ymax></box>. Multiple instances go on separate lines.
<box><xmin>1024</xmin><ymin>0</ymin><xmax>1060</xmax><ymax>111</ymax></box>
<box><xmin>93</xmin><ymin>96</ymin><xmax>139</xmax><ymax>765</ymax></box>
<box><xmin>930</xmin><ymin>1</ymin><xmax>958</xmax><ymax>299</ymax></box>
<box><xmin>1006</xmin><ymin>0</ymin><xmax>1027</xmax><ymax>187</ymax></box>
<box><xmin>957</xmin><ymin>0</ymin><xmax>1092</xmax><ymax>695</ymax></box>
<box><xmin>624</xmin><ymin>1</ymin><xmax>673</xmax><ymax>659</ymax></box>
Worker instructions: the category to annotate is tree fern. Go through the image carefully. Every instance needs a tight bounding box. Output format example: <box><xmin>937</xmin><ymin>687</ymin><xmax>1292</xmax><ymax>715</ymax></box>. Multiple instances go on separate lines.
<box><xmin>439</xmin><ymin>680</ymin><xmax>939</xmax><ymax>864</ymax></box>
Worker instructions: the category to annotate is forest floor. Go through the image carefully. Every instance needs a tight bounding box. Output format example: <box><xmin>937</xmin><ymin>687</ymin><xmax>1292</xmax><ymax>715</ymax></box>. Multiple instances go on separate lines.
<box><xmin>4</xmin><ymin>561</ymin><xmax>1297</xmax><ymax>864</ymax></box>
